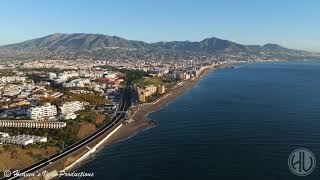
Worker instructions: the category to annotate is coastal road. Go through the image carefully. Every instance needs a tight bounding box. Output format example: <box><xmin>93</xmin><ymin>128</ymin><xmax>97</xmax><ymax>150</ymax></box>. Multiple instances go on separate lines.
<box><xmin>2</xmin><ymin>86</ymin><xmax>131</xmax><ymax>180</ymax></box>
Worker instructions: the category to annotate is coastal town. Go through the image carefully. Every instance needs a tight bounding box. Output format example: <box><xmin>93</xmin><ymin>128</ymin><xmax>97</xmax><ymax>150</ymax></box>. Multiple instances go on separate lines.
<box><xmin>1</xmin><ymin>0</ymin><xmax>320</xmax><ymax>179</ymax></box>
<box><xmin>0</xmin><ymin>54</ymin><xmax>230</xmax><ymax>175</ymax></box>
<box><xmin>0</xmin><ymin>52</ymin><xmax>296</xmax><ymax>179</ymax></box>
<box><xmin>0</xmin><ymin>57</ymin><xmax>278</xmax><ymax>131</ymax></box>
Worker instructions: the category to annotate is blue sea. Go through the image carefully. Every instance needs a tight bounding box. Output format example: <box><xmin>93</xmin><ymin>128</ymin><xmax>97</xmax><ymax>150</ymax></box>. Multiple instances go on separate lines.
<box><xmin>77</xmin><ymin>60</ymin><xmax>320</xmax><ymax>180</ymax></box>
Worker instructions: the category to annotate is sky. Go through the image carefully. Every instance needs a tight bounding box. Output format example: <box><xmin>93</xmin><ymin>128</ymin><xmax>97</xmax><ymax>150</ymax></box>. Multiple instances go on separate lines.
<box><xmin>0</xmin><ymin>0</ymin><xmax>319</xmax><ymax>51</ymax></box>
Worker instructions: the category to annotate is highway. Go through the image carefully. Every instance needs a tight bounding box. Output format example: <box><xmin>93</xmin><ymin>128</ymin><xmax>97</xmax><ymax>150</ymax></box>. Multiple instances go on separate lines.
<box><xmin>2</xmin><ymin>86</ymin><xmax>131</xmax><ymax>180</ymax></box>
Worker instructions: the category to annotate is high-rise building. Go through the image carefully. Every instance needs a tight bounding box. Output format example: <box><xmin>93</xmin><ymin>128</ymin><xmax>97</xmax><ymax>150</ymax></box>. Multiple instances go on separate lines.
<box><xmin>138</xmin><ymin>92</ymin><xmax>146</xmax><ymax>102</ymax></box>
<box><xmin>157</xmin><ymin>85</ymin><xmax>166</xmax><ymax>94</ymax></box>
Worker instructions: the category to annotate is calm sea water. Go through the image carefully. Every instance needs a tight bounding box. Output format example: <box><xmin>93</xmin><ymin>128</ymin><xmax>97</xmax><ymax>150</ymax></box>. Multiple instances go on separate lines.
<box><xmin>77</xmin><ymin>60</ymin><xmax>320</xmax><ymax>180</ymax></box>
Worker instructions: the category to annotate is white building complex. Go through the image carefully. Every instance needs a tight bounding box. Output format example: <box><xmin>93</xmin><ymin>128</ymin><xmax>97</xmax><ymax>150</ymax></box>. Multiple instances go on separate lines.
<box><xmin>60</xmin><ymin>101</ymin><xmax>84</xmax><ymax>120</ymax></box>
<box><xmin>27</xmin><ymin>102</ymin><xmax>57</xmax><ymax>120</ymax></box>
<box><xmin>0</xmin><ymin>134</ymin><xmax>47</xmax><ymax>146</ymax></box>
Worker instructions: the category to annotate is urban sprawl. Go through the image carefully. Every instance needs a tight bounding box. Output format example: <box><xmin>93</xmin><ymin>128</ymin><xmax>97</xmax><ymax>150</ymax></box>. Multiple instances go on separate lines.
<box><xmin>0</xmin><ymin>54</ymin><xmax>280</xmax><ymax>147</ymax></box>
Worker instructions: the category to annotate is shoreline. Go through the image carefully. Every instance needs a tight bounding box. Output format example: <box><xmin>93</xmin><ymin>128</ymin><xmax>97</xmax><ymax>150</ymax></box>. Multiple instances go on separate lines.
<box><xmin>2</xmin><ymin>59</ymin><xmax>302</xmax><ymax>178</ymax></box>
<box><xmin>16</xmin><ymin>66</ymin><xmax>215</xmax><ymax>179</ymax></box>
<box><xmin>64</xmin><ymin>67</ymin><xmax>213</xmax><ymax>171</ymax></box>
<box><xmin>129</xmin><ymin>67</ymin><xmax>214</xmax><ymax>127</ymax></box>
<box><xmin>58</xmin><ymin>60</ymin><xmax>288</xmax><ymax>175</ymax></box>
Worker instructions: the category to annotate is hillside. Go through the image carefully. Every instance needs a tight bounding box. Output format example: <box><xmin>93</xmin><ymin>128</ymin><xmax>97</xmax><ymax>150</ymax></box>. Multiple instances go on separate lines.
<box><xmin>0</xmin><ymin>33</ymin><xmax>152</xmax><ymax>54</ymax></box>
<box><xmin>0</xmin><ymin>33</ymin><xmax>311</xmax><ymax>57</ymax></box>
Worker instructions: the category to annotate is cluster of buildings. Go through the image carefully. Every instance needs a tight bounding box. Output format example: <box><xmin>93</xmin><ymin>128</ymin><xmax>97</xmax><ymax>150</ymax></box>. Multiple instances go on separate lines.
<box><xmin>63</xmin><ymin>78</ymin><xmax>90</xmax><ymax>88</ymax></box>
<box><xmin>0</xmin><ymin>67</ymin><xmax>124</xmax><ymax>119</ymax></box>
<box><xmin>133</xmin><ymin>63</ymin><xmax>213</xmax><ymax>103</ymax></box>
<box><xmin>0</xmin><ymin>48</ymin><xmax>290</xmax><ymax>147</ymax></box>
<box><xmin>26</xmin><ymin>101</ymin><xmax>84</xmax><ymax>120</ymax></box>
<box><xmin>0</xmin><ymin>134</ymin><xmax>47</xmax><ymax>146</ymax></box>
<box><xmin>165</xmin><ymin>64</ymin><xmax>214</xmax><ymax>80</ymax></box>
<box><xmin>21</xmin><ymin>60</ymin><xmax>103</xmax><ymax>70</ymax></box>
<box><xmin>0</xmin><ymin>80</ymin><xmax>46</xmax><ymax>105</ymax></box>
<box><xmin>47</xmin><ymin>69</ymin><xmax>125</xmax><ymax>97</ymax></box>
<box><xmin>0</xmin><ymin>101</ymin><xmax>85</xmax><ymax>121</ymax></box>
<box><xmin>0</xmin><ymin>56</ymin><xmax>244</xmax><ymax>147</ymax></box>
<box><xmin>0</xmin><ymin>62</ymin><xmax>126</xmax><ymax>146</ymax></box>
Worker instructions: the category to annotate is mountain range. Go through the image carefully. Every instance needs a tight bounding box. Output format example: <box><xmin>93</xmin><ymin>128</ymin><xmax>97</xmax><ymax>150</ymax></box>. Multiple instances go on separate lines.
<box><xmin>0</xmin><ymin>33</ymin><xmax>311</xmax><ymax>57</ymax></box>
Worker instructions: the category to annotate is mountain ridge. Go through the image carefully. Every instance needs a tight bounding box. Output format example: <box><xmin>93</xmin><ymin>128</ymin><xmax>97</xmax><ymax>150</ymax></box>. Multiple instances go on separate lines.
<box><xmin>0</xmin><ymin>33</ymin><xmax>310</xmax><ymax>56</ymax></box>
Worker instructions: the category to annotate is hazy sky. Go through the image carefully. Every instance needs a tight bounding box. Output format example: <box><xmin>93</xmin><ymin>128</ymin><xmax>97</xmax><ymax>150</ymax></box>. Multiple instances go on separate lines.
<box><xmin>0</xmin><ymin>0</ymin><xmax>319</xmax><ymax>51</ymax></box>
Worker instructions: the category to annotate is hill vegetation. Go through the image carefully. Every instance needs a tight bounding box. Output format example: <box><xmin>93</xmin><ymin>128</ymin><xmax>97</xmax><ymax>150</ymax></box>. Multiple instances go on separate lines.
<box><xmin>0</xmin><ymin>33</ymin><xmax>311</xmax><ymax>57</ymax></box>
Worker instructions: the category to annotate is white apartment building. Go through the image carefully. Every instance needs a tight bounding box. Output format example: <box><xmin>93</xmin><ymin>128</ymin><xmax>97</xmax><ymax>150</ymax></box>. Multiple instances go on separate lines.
<box><xmin>60</xmin><ymin>101</ymin><xmax>84</xmax><ymax>119</ymax></box>
<box><xmin>27</xmin><ymin>102</ymin><xmax>57</xmax><ymax>120</ymax></box>
<box><xmin>60</xmin><ymin>101</ymin><xmax>84</xmax><ymax>115</ymax></box>
<box><xmin>0</xmin><ymin>134</ymin><xmax>47</xmax><ymax>146</ymax></box>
